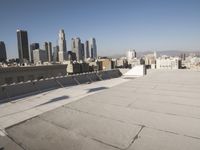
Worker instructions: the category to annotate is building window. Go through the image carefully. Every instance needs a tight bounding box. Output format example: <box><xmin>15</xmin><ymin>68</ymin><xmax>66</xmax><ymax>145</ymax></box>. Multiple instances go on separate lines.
<box><xmin>17</xmin><ymin>76</ymin><xmax>24</xmax><ymax>83</ymax></box>
<box><xmin>5</xmin><ymin>77</ymin><xmax>13</xmax><ymax>84</ymax></box>
<box><xmin>37</xmin><ymin>76</ymin><xmax>44</xmax><ymax>80</ymax></box>
<box><xmin>28</xmin><ymin>75</ymin><xmax>34</xmax><ymax>81</ymax></box>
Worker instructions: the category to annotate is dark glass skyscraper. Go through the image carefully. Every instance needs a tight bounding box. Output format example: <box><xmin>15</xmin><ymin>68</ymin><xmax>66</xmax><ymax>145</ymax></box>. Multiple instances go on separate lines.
<box><xmin>30</xmin><ymin>43</ymin><xmax>40</xmax><ymax>63</ymax></box>
<box><xmin>17</xmin><ymin>30</ymin><xmax>29</xmax><ymax>63</ymax></box>
<box><xmin>44</xmin><ymin>42</ymin><xmax>52</xmax><ymax>62</ymax></box>
<box><xmin>89</xmin><ymin>38</ymin><xmax>97</xmax><ymax>59</ymax></box>
<box><xmin>85</xmin><ymin>40</ymin><xmax>90</xmax><ymax>59</ymax></box>
<box><xmin>0</xmin><ymin>41</ymin><xmax>7</xmax><ymax>62</ymax></box>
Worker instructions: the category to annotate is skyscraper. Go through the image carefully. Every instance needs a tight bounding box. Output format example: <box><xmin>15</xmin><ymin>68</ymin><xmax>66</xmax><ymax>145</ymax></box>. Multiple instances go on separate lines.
<box><xmin>33</xmin><ymin>49</ymin><xmax>47</xmax><ymax>64</ymax></box>
<box><xmin>43</xmin><ymin>42</ymin><xmax>52</xmax><ymax>62</ymax></box>
<box><xmin>30</xmin><ymin>43</ymin><xmax>40</xmax><ymax>63</ymax></box>
<box><xmin>43</xmin><ymin>42</ymin><xmax>48</xmax><ymax>52</ymax></box>
<box><xmin>17</xmin><ymin>30</ymin><xmax>29</xmax><ymax>63</ymax></box>
<box><xmin>89</xmin><ymin>38</ymin><xmax>97</xmax><ymax>59</ymax></box>
<box><xmin>0</xmin><ymin>41</ymin><xmax>7</xmax><ymax>62</ymax></box>
<box><xmin>81</xmin><ymin>43</ymin><xmax>85</xmax><ymax>61</ymax></box>
<box><xmin>84</xmin><ymin>40</ymin><xmax>90</xmax><ymax>59</ymax></box>
<box><xmin>71</xmin><ymin>37</ymin><xmax>82</xmax><ymax>61</ymax></box>
<box><xmin>53</xmin><ymin>46</ymin><xmax>59</xmax><ymax>62</ymax></box>
<box><xmin>58</xmin><ymin>29</ymin><xmax>67</xmax><ymax>62</ymax></box>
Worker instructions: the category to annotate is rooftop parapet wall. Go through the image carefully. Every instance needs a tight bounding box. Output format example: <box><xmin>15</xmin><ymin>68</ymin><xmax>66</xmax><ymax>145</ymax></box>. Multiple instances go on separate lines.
<box><xmin>0</xmin><ymin>65</ymin><xmax>68</xmax><ymax>85</ymax></box>
<box><xmin>0</xmin><ymin>69</ymin><xmax>122</xmax><ymax>102</ymax></box>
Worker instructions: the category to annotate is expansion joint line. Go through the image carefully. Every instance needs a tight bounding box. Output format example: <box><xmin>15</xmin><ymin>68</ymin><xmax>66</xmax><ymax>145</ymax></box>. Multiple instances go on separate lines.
<box><xmin>125</xmin><ymin>125</ymin><xmax>145</xmax><ymax>150</ymax></box>
<box><xmin>96</xmin><ymin>73</ymin><xmax>103</xmax><ymax>80</ymax></box>
<box><xmin>86</xmin><ymin>75</ymin><xmax>93</xmax><ymax>82</ymax></box>
<box><xmin>55</xmin><ymin>79</ymin><xmax>64</xmax><ymax>88</ymax></box>
<box><xmin>73</xmin><ymin>77</ymin><xmax>80</xmax><ymax>85</ymax></box>
<box><xmin>6</xmin><ymin>133</ymin><xmax>27</xmax><ymax>150</ymax></box>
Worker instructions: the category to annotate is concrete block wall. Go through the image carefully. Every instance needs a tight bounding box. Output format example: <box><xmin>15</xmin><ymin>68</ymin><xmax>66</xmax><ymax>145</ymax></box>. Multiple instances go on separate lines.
<box><xmin>86</xmin><ymin>73</ymin><xmax>101</xmax><ymax>81</ymax></box>
<box><xmin>0</xmin><ymin>86</ymin><xmax>8</xmax><ymax>101</ymax></box>
<box><xmin>73</xmin><ymin>74</ymin><xmax>91</xmax><ymax>84</ymax></box>
<box><xmin>0</xmin><ymin>82</ymin><xmax>38</xmax><ymax>102</ymax></box>
<box><xmin>55</xmin><ymin>76</ymin><xmax>77</xmax><ymax>87</ymax></box>
<box><xmin>35</xmin><ymin>79</ymin><xmax>61</xmax><ymax>92</ymax></box>
<box><xmin>0</xmin><ymin>69</ymin><xmax>122</xmax><ymax>102</ymax></box>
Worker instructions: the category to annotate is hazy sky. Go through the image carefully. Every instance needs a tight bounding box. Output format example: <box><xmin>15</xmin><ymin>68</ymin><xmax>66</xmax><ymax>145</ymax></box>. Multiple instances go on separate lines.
<box><xmin>0</xmin><ymin>0</ymin><xmax>200</xmax><ymax>58</ymax></box>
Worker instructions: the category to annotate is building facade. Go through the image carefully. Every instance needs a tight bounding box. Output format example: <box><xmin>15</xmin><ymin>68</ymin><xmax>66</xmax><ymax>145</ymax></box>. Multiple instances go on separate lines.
<box><xmin>44</xmin><ymin>42</ymin><xmax>52</xmax><ymax>62</ymax></box>
<box><xmin>58</xmin><ymin>29</ymin><xmax>67</xmax><ymax>62</ymax></box>
<box><xmin>156</xmin><ymin>57</ymin><xmax>181</xmax><ymax>69</ymax></box>
<box><xmin>89</xmin><ymin>38</ymin><xmax>97</xmax><ymax>59</ymax></box>
<box><xmin>53</xmin><ymin>46</ymin><xmax>59</xmax><ymax>62</ymax></box>
<box><xmin>17</xmin><ymin>30</ymin><xmax>29</xmax><ymax>63</ymax></box>
<box><xmin>71</xmin><ymin>37</ymin><xmax>82</xmax><ymax>61</ymax></box>
<box><xmin>85</xmin><ymin>40</ymin><xmax>90</xmax><ymax>59</ymax></box>
<box><xmin>33</xmin><ymin>49</ymin><xmax>47</xmax><ymax>64</ymax></box>
<box><xmin>0</xmin><ymin>41</ymin><xmax>7</xmax><ymax>62</ymax></box>
<box><xmin>30</xmin><ymin>43</ymin><xmax>40</xmax><ymax>63</ymax></box>
<box><xmin>126</xmin><ymin>49</ymin><xmax>136</xmax><ymax>61</ymax></box>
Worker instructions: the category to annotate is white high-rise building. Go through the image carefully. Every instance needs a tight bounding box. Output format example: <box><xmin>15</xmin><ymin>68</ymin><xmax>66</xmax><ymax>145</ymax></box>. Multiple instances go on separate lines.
<box><xmin>89</xmin><ymin>38</ymin><xmax>97</xmax><ymax>59</ymax></box>
<box><xmin>58</xmin><ymin>29</ymin><xmax>67</xmax><ymax>62</ymax></box>
<box><xmin>127</xmin><ymin>49</ymin><xmax>136</xmax><ymax>61</ymax></box>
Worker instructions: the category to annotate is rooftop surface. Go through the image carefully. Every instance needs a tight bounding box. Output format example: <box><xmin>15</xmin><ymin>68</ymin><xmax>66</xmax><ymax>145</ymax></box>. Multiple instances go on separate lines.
<box><xmin>1</xmin><ymin>69</ymin><xmax>200</xmax><ymax>150</ymax></box>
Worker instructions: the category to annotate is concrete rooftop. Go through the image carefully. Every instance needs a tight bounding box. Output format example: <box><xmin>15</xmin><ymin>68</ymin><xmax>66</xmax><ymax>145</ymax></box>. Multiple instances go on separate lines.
<box><xmin>1</xmin><ymin>69</ymin><xmax>200</xmax><ymax>150</ymax></box>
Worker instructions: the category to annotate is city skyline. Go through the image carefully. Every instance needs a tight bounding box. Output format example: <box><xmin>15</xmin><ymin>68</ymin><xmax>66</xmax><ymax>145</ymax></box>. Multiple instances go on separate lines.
<box><xmin>0</xmin><ymin>0</ymin><xmax>200</xmax><ymax>59</ymax></box>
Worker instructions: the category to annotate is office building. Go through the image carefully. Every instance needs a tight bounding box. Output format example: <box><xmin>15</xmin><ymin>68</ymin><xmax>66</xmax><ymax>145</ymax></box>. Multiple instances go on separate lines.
<box><xmin>71</xmin><ymin>37</ymin><xmax>82</xmax><ymax>61</ymax></box>
<box><xmin>0</xmin><ymin>41</ymin><xmax>7</xmax><ymax>62</ymax></box>
<box><xmin>85</xmin><ymin>40</ymin><xmax>90</xmax><ymax>59</ymax></box>
<box><xmin>33</xmin><ymin>49</ymin><xmax>47</xmax><ymax>64</ymax></box>
<box><xmin>43</xmin><ymin>42</ymin><xmax>48</xmax><ymax>52</ymax></box>
<box><xmin>53</xmin><ymin>46</ymin><xmax>59</xmax><ymax>62</ymax></box>
<box><xmin>156</xmin><ymin>56</ymin><xmax>181</xmax><ymax>69</ymax></box>
<box><xmin>81</xmin><ymin>43</ymin><xmax>85</xmax><ymax>61</ymax></box>
<box><xmin>67</xmin><ymin>51</ymin><xmax>77</xmax><ymax>61</ymax></box>
<box><xmin>30</xmin><ymin>43</ymin><xmax>40</xmax><ymax>63</ymax></box>
<box><xmin>58</xmin><ymin>29</ymin><xmax>67</xmax><ymax>62</ymax></box>
<box><xmin>127</xmin><ymin>49</ymin><xmax>136</xmax><ymax>61</ymax></box>
<box><xmin>144</xmin><ymin>53</ymin><xmax>156</xmax><ymax>66</ymax></box>
<box><xmin>44</xmin><ymin>42</ymin><xmax>52</xmax><ymax>62</ymax></box>
<box><xmin>17</xmin><ymin>30</ymin><xmax>29</xmax><ymax>63</ymax></box>
<box><xmin>98</xmin><ymin>58</ymin><xmax>114</xmax><ymax>70</ymax></box>
<box><xmin>89</xmin><ymin>38</ymin><xmax>97</xmax><ymax>59</ymax></box>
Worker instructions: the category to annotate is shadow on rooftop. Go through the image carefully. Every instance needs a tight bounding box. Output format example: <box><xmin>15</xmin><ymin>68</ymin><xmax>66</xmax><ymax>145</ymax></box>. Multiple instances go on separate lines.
<box><xmin>87</xmin><ymin>87</ymin><xmax>108</xmax><ymax>93</ymax></box>
<box><xmin>37</xmin><ymin>95</ymin><xmax>69</xmax><ymax>106</ymax></box>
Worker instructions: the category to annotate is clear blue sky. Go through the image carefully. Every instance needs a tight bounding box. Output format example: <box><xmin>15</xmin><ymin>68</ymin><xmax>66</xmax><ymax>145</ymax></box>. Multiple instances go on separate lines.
<box><xmin>0</xmin><ymin>0</ymin><xmax>200</xmax><ymax>58</ymax></box>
